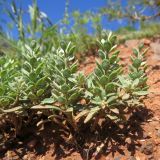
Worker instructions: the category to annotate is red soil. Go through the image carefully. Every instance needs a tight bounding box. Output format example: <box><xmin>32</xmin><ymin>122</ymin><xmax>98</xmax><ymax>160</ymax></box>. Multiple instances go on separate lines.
<box><xmin>1</xmin><ymin>38</ymin><xmax>160</xmax><ymax>160</ymax></box>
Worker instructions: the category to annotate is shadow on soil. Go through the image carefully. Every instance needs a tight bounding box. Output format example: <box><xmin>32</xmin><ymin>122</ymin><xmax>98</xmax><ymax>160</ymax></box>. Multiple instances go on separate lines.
<box><xmin>0</xmin><ymin>106</ymin><xmax>153</xmax><ymax>160</ymax></box>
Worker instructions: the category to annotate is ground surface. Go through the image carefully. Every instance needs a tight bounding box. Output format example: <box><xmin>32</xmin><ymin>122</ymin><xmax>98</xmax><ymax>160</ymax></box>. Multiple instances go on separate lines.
<box><xmin>0</xmin><ymin>38</ymin><xmax>160</xmax><ymax>160</ymax></box>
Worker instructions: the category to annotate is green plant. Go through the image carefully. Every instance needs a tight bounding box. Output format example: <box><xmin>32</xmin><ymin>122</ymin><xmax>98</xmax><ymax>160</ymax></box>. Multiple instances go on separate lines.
<box><xmin>43</xmin><ymin>41</ymin><xmax>85</xmax><ymax>131</ymax></box>
<box><xmin>116</xmin><ymin>44</ymin><xmax>148</xmax><ymax>107</ymax></box>
<box><xmin>75</xmin><ymin>33</ymin><xmax>148</xmax><ymax>131</ymax></box>
<box><xmin>80</xmin><ymin>33</ymin><xmax>123</xmax><ymax>125</ymax></box>
<box><xmin>0</xmin><ymin>56</ymin><xmax>23</xmax><ymax>110</ymax></box>
<box><xmin>21</xmin><ymin>41</ymin><xmax>50</xmax><ymax>105</ymax></box>
<box><xmin>0</xmin><ymin>32</ymin><xmax>149</xmax><ymax>147</ymax></box>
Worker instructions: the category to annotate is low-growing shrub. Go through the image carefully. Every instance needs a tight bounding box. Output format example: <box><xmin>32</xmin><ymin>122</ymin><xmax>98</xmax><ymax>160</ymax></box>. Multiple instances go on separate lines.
<box><xmin>44</xmin><ymin>41</ymin><xmax>85</xmax><ymax>131</ymax></box>
<box><xmin>0</xmin><ymin>57</ymin><xmax>23</xmax><ymax>110</ymax></box>
<box><xmin>21</xmin><ymin>42</ymin><xmax>50</xmax><ymax>105</ymax></box>
<box><xmin>0</xmin><ymin>33</ymin><xmax>148</xmax><ymax>139</ymax></box>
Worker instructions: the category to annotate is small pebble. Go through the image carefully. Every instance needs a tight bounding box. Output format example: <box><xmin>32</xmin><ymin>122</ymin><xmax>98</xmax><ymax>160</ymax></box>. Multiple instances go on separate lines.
<box><xmin>143</xmin><ymin>132</ymin><xmax>151</xmax><ymax>139</ymax></box>
<box><xmin>152</xmin><ymin>116</ymin><xmax>160</xmax><ymax>121</ymax></box>
<box><xmin>141</xmin><ymin>141</ymin><xmax>154</xmax><ymax>155</ymax></box>
<box><xmin>128</xmin><ymin>156</ymin><xmax>136</xmax><ymax>160</ymax></box>
<box><xmin>23</xmin><ymin>155</ymin><xmax>28</xmax><ymax>160</ymax></box>
<box><xmin>155</xmin><ymin>126</ymin><xmax>160</xmax><ymax>130</ymax></box>
<box><xmin>125</xmin><ymin>137</ymin><xmax>132</xmax><ymax>144</ymax></box>
<box><xmin>157</xmin><ymin>129</ymin><xmax>160</xmax><ymax>138</ymax></box>
<box><xmin>114</xmin><ymin>156</ymin><xmax>121</xmax><ymax>160</ymax></box>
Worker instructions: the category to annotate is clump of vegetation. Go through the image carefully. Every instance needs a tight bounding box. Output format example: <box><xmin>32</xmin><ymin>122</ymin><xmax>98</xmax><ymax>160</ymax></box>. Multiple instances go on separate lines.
<box><xmin>0</xmin><ymin>32</ymin><xmax>148</xmax><ymax>138</ymax></box>
<box><xmin>0</xmin><ymin>57</ymin><xmax>21</xmax><ymax>109</ymax></box>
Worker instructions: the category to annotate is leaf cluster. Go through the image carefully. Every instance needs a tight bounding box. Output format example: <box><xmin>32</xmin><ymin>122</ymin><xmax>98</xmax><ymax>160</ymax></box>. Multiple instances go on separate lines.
<box><xmin>0</xmin><ymin>33</ymin><xmax>148</xmax><ymax>135</ymax></box>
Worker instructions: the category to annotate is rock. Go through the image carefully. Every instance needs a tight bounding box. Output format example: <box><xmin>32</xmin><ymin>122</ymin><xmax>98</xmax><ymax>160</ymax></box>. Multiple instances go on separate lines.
<box><xmin>137</xmin><ymin>139</ymin><xmax>146</xmax><ymax>145</ymax></box>
<box><xmin>143</xmin><ymin>132</ymin><xmax>151</xmax><ymax>139</ymax></box>
<box><xmin>23</xmin><ymin>155</ymin><xmax>28</xmax><ymax>160</ymax></box>
<box><xmin>17</xmin><ymin>141</ymin><xmax>23</xmax><ymax>145</ymax></box>
<box><xmin>135</xmin><ymin>156</ymin><xmax>140</xmax><ymax>160</ymax></box>
<box><xmin>155</xmin><ymin>139</ymin><xmax>160</xmax><ymax>145</ymax></box>
<box><xmin>128</xmin><ymin>156</ymin><xmax>136</xmax><ymax>160</ymax></box>
<box><xmin>125</xmin><ymin>137</ymin><xmax>132</xmax><ymax>144</ymax></box>
<box><xmin>157</xmin><ymin>129</ymin><xmax>160</xmax><ymax>138</ymax></box>
<box><xmin>6</xmin><ymin>151</ymin><xmax>19</xmax><ymax>159</ymax></box>
<box><xmin>114</xmin><ymin>156</ymin><xmax>121</xmax><ymax>160</ymax></box>
<box><xmin>155</xmin><ymin>126</ymin><xmax>160</xmax><ymax>130</ymax></box>
<box><xmin>140</xmin><ymin>141</ymin><xmax>154</xmax><ymax>155</ymax></box>
<box><xmin>152</xmin><ymin>116</ymin><xmax>160</xmax><ymax>121</ymax></box>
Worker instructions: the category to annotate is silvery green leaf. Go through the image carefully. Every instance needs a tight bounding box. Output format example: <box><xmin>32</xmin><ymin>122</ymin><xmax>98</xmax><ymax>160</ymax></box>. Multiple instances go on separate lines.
<box><xmin>84</xmin><ymin>107</ymin><xmax>100</xmax><ymax>123</ymax></box>
<box><xmin>70</xmin><ymin>62</ymin><xmax>78</xmax><ymax>73</ymax></box>
<box><xmin>110</xmin><ymin>45</ymin><xmax>117</xmax><ymax>52</ymax></box>
<box><xmin>31</xmin><ymin>105</ymin><xmax>61</xmax><ymax>111</ymax></box>
<box><xmin>105</xmin><ymin>82</ymin><xmax>115</xmax><ymax>92</ymax></box>
<box><xmin>133</xmin><ymin>91</ymin><xmax>148</xmax><ymax>96</ymax></box>
<box><xmin>104</xmin><ymin>41</ymin><xmax>112</xmax><ymax>52</ymax></box>
<box><xmin>36</xmin><ymin>76</ymin><xmax>47</xmax><ymax>87</ymax></box>
<box><xmin>1</xmin><ymin>106</ymin><xmax>23</xmax><ymax>113</ymax></box>
<box><xmin>118</xmin><ymin>76</ymin><xmax>128</xmax><ymax>86</ymax></box>
<box><xmin>41</xmin><ymin>98</ymin><xmax>55</xmax><ymax>104</ymax></box>
<box><xmin>133</xmin><ymin>48</ymin><xmax>139</xmax><ymax>56</ymax></box>
<box><xmin>68</xmin><ymin>92</ymin><xmax>79</xmax><ymax>103</ymax></box>
<box><xmin>25</xmin><ymin>44</ymin><xmax>33</xmax><ymax>54</ymax></box>
<box><xmin>85</xmin><ymin>90</ymin><xmax>93</xmax><ymax>97</ymax></box>
<box><xmin>58</xmin><ymin>96</ymin><xmax>66</xmax><ymax>103</ymax></box>
<box><xmin>107</xmin><ymin>115</ymin><xmax>118</xmax><ymax>120</ymax></box>
<box><xmin>109</xmin><ymin>68</ymin><xmax>121</xmax><ymax>81</ymax></box>
<box><xmin>98</xmin><ymin>50</ymin><xmax>106</xmax><ymax>59</ymax></box>
<box><xmin>22</xmin><ymin>68</ymin><xmax>29</xmax><ymax>76</ymax></box>
<box><xmin>132</xmin><ymin>79</ymin><xmax>139</xmax><ymax>87</ymax></box>
<box><xmin>100</xmin><ymin>75</ymin><xmax>108</xmax><ymax>86</ymax></box>
<box><xmin>110</xmin><ymin>108</ymin><xmax>119</xmax><ymax>114</ymax></box>
<box><xmin>63</xmin><ymin>69</ymin><xmax>71</xmax><ymax>78</ymax></box>
<box><xmin>109</xmin><ymin>54</ymin><xmax>118</xmax><ymax>64</ymax></box>
<box><xmin>107</xmin><ymin>96</ymin><xmax>118</xmax><ymax>104</ymax></box>
<box><xmin>35</xmin><ymin>63</ymin><xmax>44</xmax><ymax>75</ymax></box>
<box><xmin>28</xmin><ymin>92</ymin><xmax>37</xmax><ymax>100</ymax></box>
<box><xmin>96</xmin><ymin>60</ymin><xmax>104</xmax><ymax>72</ymax></box>
<box><xmin>91</xmin><ymin>96</ymin><xmax>102</xmax><ymax>105</ymax></box>
<box><xmin>102</xmin><ymin>59</ymin><xmax>109</xmax><ymax>70</ymax></box>
<box><xmin>75</xmin><ymin>109</ymin><xmax>89</xmax><ymax>121</ymax></box>
<box><xmin>101</xmin><ymin>39</ymin><xmax>105</xmax><ymax>44</ymax></box>
<box><xmin>68</xmin><ymin>56</ymin><xmax>74</xmax><ymax>61</ymax></box>
<box><xmin>68</xmin><ymin>77</ymin><xmax>76</xmax><ymax>83</ymax></box>
<box><xmin>94</xmin><ymin>87</ymin><xmax>101</xmax><ymax>95</ymax></box>
<box><xmin>133</xmin><ymin>58</ymin><xmax>141</xmax><ymax>68</ymax></box>
<box><xmin>94</xmin><ymin>68</ymin><xmax>103</xmax><ymax>77</ymax></box>
<box><xmin>122</xmin><ymin>93</ymin><xmax>130</xmax><ymax>100</ymax></box>
<box><xmin>36</xmin><ymin>89</ymin><xmax>44</xmax><ymax>97</ymax></box>
<box><xmin>61</xmin><ymin>84</ymin><xmax>70</xmax><ymax>93</ymax></box>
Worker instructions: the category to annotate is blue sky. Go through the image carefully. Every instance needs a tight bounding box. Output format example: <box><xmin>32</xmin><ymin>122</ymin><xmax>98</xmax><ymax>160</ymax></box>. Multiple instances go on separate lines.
<box><xmin>0</xmin><ymin>0</ymin><xmax>138</xmax><ymax>38</ymax></box>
